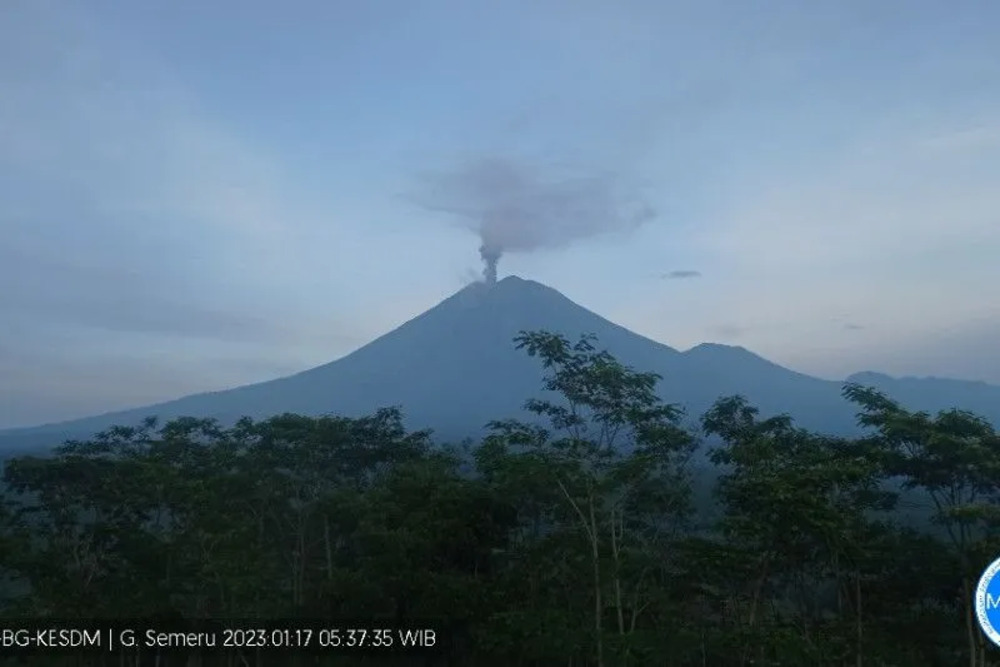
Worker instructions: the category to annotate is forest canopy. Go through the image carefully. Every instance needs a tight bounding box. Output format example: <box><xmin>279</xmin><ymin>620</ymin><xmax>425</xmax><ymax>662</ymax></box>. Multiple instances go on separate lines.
<box><xmin>1</xmin><ymin>331</ymin><xmax>998</xmax><ymax>666</ymax></box>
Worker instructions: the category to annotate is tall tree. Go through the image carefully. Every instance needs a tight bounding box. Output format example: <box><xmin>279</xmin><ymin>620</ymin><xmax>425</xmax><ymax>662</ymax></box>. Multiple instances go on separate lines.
<box><xmin>480</xmin><ymin>331</ymin><xmax>696</xmax><ymax>666</ymax></box>
<box><xmin>843</xmin><ymin>384</ymin><xmax>1000</xmax><ymax>667</ymax></box>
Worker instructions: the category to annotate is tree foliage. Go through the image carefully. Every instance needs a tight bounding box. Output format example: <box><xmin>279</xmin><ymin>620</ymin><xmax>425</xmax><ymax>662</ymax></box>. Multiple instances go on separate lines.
<box><xmin>1</xmin><ymin>332</ymin><xmax>998</xmax><ymax>666</ymax></box>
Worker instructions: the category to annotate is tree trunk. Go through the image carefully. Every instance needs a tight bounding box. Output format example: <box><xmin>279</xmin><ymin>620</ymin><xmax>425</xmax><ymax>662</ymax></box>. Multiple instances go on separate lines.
<box><xmin>323</xmin><ymin>515</ymin><xmax>334</xmax><ymax>581</ymax></box>
<box><xmin>589</xmin><ymin>495</ymin><xmax>604</xmax><ymax>667</ymax></box>
<box><xmin>964</xmin><ymin>577</ymin><xmax>977</xmax><ymax>667</ymax></box>
<box><xmin>612</xmin><ymin>507</ymin><xmax>625</xmax><ymax>635</ymax></box>
<box><xmin>855</xmin><ymin>572</ymin><xmax>863</xmax><ymax>667</ymax></box>
<box><xmin>741</xmin><ymin>558</ymin><xmax>770</xmax><ymax>667</ymax></box>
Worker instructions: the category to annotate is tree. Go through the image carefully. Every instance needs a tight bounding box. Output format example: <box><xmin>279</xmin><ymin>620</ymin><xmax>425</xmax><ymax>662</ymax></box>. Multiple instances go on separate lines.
<box><xmin>2</xmin><ymin>333</ymin><xmax>998</xmax><ymax>666</ymax></box>
<box><xmin>479</xmin><ymin>331</ymin><xmax>696</xmax><ymax>666</ymax></box>
<box><xmin>844</xmin><ymin>383</ymin><xmax>1000</xmax><ymax>667</ymax></box>
<box><xmin>702</xmin><ymin>395</ymin><xmax>898</xmax><ymax>666</ymax></box>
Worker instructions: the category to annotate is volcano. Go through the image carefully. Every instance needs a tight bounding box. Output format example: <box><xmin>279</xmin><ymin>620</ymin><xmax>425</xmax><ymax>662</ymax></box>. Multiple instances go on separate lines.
<box><xmin>3</xmin><ymin>276</ymin><xmax>999</xmax><ymax>453</ymax></box>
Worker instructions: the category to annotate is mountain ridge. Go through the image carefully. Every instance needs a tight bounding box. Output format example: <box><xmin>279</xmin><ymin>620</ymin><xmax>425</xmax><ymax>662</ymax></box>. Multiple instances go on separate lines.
<box><xmin>2</xmin><ymin>275</ymin><xmax>998</xmax><ymax>451</ymax></box>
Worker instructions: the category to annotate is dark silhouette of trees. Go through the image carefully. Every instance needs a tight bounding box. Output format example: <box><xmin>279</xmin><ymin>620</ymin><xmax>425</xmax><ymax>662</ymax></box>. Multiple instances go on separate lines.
<box><xmin>1</xmin><ymin>331</ymin><xmax>998</xmax><ymax>666</ymax></box>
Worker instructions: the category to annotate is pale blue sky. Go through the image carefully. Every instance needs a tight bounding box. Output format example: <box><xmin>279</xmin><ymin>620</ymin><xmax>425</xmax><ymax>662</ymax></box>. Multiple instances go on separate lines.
<box><xmin>2</xmin><ymin>0</ymin><xmax>999</xmax><ymax>428</ymax></box>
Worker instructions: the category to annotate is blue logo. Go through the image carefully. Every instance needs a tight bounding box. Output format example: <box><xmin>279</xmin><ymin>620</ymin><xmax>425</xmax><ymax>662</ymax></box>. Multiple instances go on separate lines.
<box><xmin>976</xmin><ymin>556</ymin><xmax>1000</xmax><ymax>648</ymax></box>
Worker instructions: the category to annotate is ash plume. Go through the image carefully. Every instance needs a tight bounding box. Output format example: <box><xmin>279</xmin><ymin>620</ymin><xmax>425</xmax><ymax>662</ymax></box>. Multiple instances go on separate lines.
<box><xmin>411</xmin><ymin>157</ymin><xmax>657</xmax><ymax>283</ymax></box>
<box><xmin>479</xmin><ymin>244</ymin><xmax>500</xmax><ymax>284</ymax></box>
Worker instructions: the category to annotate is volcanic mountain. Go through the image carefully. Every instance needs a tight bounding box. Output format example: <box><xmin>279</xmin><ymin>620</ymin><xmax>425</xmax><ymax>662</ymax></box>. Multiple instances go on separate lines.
<box><xmin>3</xmin><ymin>276</ymin><xmax>999</xmax><ymax>453</ymax></box>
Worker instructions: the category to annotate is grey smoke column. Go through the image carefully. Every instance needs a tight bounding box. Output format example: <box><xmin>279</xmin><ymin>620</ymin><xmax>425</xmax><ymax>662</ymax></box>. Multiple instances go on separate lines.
<box><xmin>480</xmin><ymin>244</ymin><xmax>499</xmax><ymax>284</ymax></box>
<box><xmin>409</xmin><ymin>156</ymin><xmax>656</xmax><ymax>284</ymax></box>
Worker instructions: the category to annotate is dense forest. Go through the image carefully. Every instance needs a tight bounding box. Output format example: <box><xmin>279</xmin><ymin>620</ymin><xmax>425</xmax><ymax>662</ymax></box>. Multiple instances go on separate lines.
<box><xmin>1</xmin><ymin>331</ymin><xmax>998</xmax><ymax>666</ymax></box>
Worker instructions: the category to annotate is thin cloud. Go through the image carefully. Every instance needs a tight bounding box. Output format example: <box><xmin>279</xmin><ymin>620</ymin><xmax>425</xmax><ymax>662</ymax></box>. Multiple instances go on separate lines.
<box><xmin>710</xmin><ymin>324</ymin><xmax>747</xmax><ymax>339</ymax></box>
<box><xmin>2</xmin><ymin>0</ymin><xmax>999</xmax><ymax>430</ymax></box>
<box><xmin>0</xmin><ymin>2</ymin><xmax>376</xmax><ymax>427</ymax></box>
<box><xmin>920</xmin><ymin>124</ymin><xmax>1000</xmax><ymax>153</ymax></box>
<box><xmin>663</xmin><ymin>270</ymin><xmax>702</xmax><ymax>279</ymax></box>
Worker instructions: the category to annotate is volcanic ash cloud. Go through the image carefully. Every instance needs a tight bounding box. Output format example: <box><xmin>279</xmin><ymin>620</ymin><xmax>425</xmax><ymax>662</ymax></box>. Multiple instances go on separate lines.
<box><xmin>412</xmin><ymin>156</ymin><xmax>657</xmax><ymax>283</ymax></box>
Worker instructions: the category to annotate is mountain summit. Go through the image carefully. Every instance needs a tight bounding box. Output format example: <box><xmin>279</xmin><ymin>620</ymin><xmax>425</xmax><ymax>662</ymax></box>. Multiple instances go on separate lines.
<box><xmin>3</xmin><ymin>276</ymin><xmax>999</xmax><ymax>451</ymax></box>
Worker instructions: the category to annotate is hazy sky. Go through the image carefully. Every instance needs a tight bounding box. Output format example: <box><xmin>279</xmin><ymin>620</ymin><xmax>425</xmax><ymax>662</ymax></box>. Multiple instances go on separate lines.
<box><xmin>2</xmin><ymin>0</ymin><xmax>999</xmax><ymax>428</ymax></box>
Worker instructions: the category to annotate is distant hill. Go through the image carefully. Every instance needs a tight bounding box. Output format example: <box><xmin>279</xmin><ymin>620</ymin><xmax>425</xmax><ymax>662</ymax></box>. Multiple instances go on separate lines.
<box><xmin>844</xmin><ymin>371</ymin><xmax>1000</xmax><ymax>421</ymax></box>
<box><xmin>2</xmin><ymin>275</ymin><xmax>999</xmax><ymax>454</ymax></box>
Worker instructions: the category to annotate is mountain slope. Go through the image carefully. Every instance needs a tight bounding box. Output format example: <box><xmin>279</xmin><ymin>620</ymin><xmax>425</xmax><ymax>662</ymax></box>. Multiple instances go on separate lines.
<box><xmin>845</xmin><ymin>371</ymin><xmax>1000</xmax><ymax>421</ymax></box>
<box><xmin>2</xmin><ymin>276</ymin><xmax>998</xmax><ymax>452</ymax></box>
